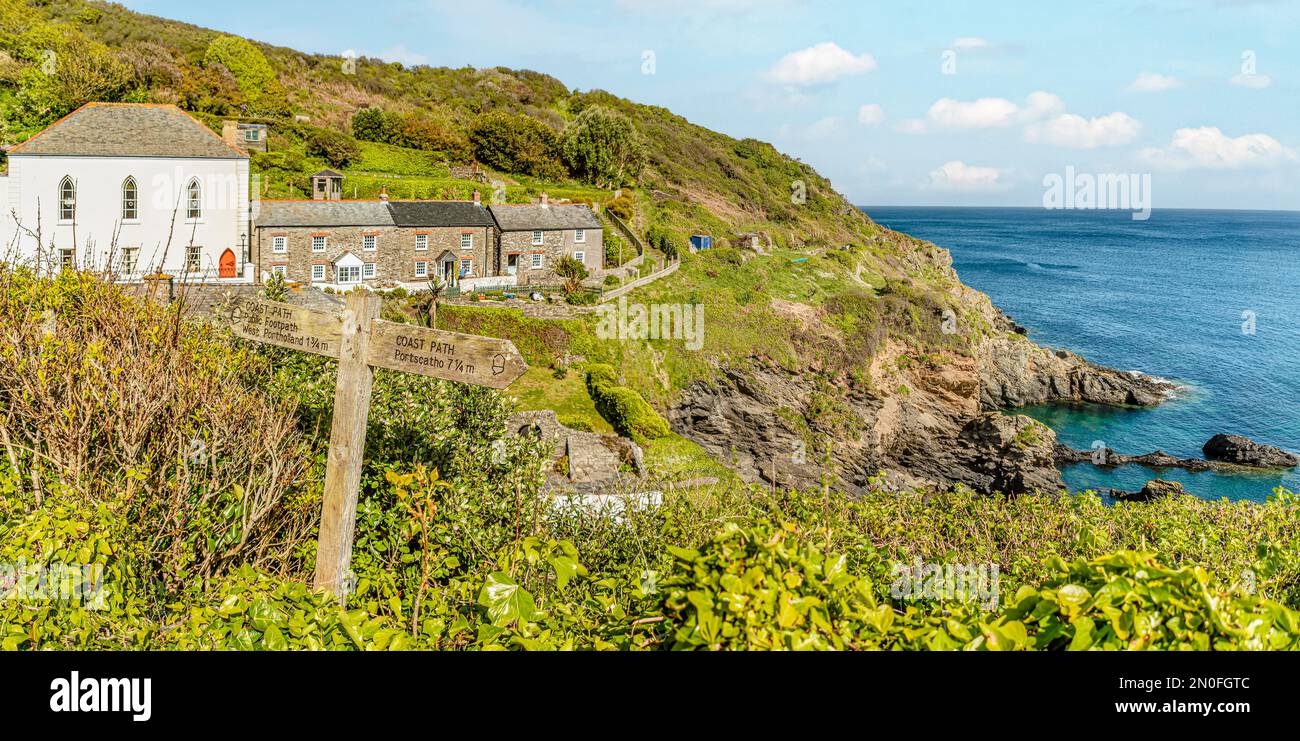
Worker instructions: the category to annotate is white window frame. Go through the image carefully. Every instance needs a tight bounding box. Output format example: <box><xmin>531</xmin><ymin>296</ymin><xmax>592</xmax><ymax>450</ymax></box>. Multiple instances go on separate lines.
<box><xmin>244</xmin><ymin>128</ymin><xmax>260</xmax><ymax>142</ymax></box>
<box><xmin>272</xmin><ymin>236</ymin><xmax>287</xmax><ymax>254</ymax></box>
<box><xmin>573</xmin><ymin>251</ymin><xmax>585</xmax><ymax>264</ymax></box>
<box><xmin>312</xmin><ymin>236</ymin><xmax>326</xmax><ymax>252</ymax></box>
<box><xmin>531</xmin><ymin>230</ymin><xmax>544</xmax><ymax>245</ymax></box>
<box><xmin>311</xmin><ymin>264</ymin><xmax>325</xmax><ymax>282</ymax></box>
<box><xmin>415</xmin><ymin>234</ymin><xmax>429</xmax><ymax>251</ymax></box>
<box><xmin>120</xmin><ymin>247</ymin><xmax>139</xmax><ymax>274</ymax></box>
<box><xmin>59</xmin><ymin>247</ymin><xmax>75</xmax><ymax>270</ymax></box>
<box><xmin>271</xmin><ymin>265</ymin><xmax>287</xmax><ymax>277</ymax></box>
<box><xmin>363</xmin><ymin>263</ymin><xmax>376</xmax><ymax>279</ymax></box>
<box><xmin>530</xmin><ymin>253</ymin><xmax>543</xmax><ymax>269</ymax></box>
<box><xmin>459</xmin><ymin>259</ymin><xmax>472</xmax><ymax>276</ymax></box>
<box><xmin>574</xmin><ymin>229</ymin><xmax>585</xmax><ymax>243</ymax></box>
<box><xmin>185</xmin><ymin>246</ymin><xmax>202</xmax><ymax>273</ymax></box>
<box><xmin>59</xmin><ymin>177</ymin><xmax>76</xmax><ymax>223</ymax></box>
<box><xmin>122</xmin><ymin>177</ymin><xmax>138</xmax><ymax>222</ymax></box>
<box><xmin>363</xmin><ymin>234</ymin><xmax>377</xmax><ymax>252</ymax></box>
<box><xmin>460</xmin><ymin>233</ymin><xmax>472</xmax><ymax>250</ymax></box>
<box><xmin>337</xmin><ymin>265</ymin><xmax>361</xmax><ymax>284</ymax></box>
<box><xmin>185</xmin><ymin>178</ymin><xmax>202</xmax><ymax>221</ymax></box>
<box><xmin>414</xmin><ymin>261</ymin><xmax>428</xmax><ymax>278</ymax></box>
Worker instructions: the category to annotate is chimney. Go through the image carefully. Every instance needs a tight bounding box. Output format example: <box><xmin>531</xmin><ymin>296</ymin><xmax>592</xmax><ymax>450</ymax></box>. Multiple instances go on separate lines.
<box><xmin>472</xmin><ymin>190</ymin><xmax>481</xmax><ymax>206</ymax></box>
<box><xmin>379</xmin><ymin>185</ymin><xmax>389</xmax><ymax>202</ymax></box>
<box><xmin>539</xmin><ymin>192</ymin><xmax>548</xmax><ymax>208</ymax></box>
<box><xmin>221</xmin><ymin>121</ymin><xmax>240</xmax><ymax>147</ymax></box>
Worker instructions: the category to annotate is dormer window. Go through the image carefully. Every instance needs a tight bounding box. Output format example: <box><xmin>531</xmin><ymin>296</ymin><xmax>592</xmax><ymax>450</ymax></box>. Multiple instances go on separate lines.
<box><xmin>186</xmin><ymin>178</ymin><xmax>202</xmax><ymax>220</ymax></box>
<box><xmin>59</xmin><ymin>177</ymin><xmax>76</xmax><ymax>222</ymax></box>
<box><xmin>122</xmin><ymin>177</ymin><xmax>138</xmax><ymax>221</ymax></box>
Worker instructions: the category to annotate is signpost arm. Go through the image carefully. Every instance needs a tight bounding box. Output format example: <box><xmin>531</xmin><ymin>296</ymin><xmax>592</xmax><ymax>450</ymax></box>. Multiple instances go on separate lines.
<box><xmin>313</xmin><ymin>290</ymin><xmax>380</xmax><ymax>599</ymax></box>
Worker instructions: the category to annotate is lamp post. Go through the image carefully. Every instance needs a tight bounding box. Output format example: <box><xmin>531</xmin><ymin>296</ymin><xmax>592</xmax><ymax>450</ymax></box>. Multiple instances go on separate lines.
<box><xmin>239</xmin><ymin>233</ymin><xmax>248</xmax><ymax>263</ymax></box>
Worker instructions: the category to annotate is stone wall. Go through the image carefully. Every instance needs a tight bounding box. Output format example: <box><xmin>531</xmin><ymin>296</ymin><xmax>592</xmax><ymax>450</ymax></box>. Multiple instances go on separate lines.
<box><xmin>256</xmin><ymin>223</ymin><xmax>497</xmax><ymax>287</ymax></box>
<box><xmin>499</xmin><ymin>227</ymin><xmax>601</xmax><ymax>284</ymax></box>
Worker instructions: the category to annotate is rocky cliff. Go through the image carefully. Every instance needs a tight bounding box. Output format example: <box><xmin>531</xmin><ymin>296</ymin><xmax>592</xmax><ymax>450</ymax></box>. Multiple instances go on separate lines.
<box><xmin>667</xmin><ymin>234</ymin><xmax>1174</xmax><ymax>496</ymax></box>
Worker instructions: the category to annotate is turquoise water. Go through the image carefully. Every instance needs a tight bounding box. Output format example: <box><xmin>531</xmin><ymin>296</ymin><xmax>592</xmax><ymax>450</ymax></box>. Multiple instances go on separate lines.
<box><xmin>865</xmin><ymin>207</ymin><xmax>1300</xmax><ymax>503</ymax></box>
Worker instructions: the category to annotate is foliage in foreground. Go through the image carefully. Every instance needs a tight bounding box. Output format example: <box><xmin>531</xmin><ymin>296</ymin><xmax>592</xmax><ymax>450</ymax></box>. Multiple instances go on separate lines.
<box><xmin>1</xmin><ymin>274</ymin><xmax>1299</xmax><ymax>651</ymax></box>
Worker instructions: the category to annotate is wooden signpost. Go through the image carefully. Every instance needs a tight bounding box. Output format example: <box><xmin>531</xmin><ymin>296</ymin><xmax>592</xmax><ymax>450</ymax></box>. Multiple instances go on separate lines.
<box><xmin>228</xmin><ymin>291</ymin><xmax>527</xmax><ymax>597</ymax></box>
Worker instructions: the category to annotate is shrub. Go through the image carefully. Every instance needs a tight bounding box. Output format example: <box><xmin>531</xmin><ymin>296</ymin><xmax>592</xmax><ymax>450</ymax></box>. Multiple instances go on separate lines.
<box><xmin>0</xmin><ymin>270</ymin><xmax>316</xmax><ymax>591</ymax></box>
<box><xmin>584</xmin><ymin>363</ymin><xmax>669</xmax><ymax>443</ymax></box>
<box><xmin>306</xmin><ymin>128</ymin><xmax>360</xmax><ymax>168</ymax></box>
<box><xmin>659</xmin><ymin>521</ymin><xmax>891</xmax><ymax>650</ymax></box>
<box><xmin>605</xmin><ymin>192</ymin><xmax>634</xmax><ymax>221</ymax></box>
<box><xmin>645</xmin><ymin>224</ymin><xmax>684</xmax><ymax>260</ymax></box>
<box><xmin>470</xmin><ymin>110</ymin><xmax>566</xmax><ymax>179</ymax></box>
<box><xmin>203</xmin><ymin>35</ymin><xmax>288</xmax><ymax>116</ymax></box>
<box><xmin>561</xmin><ymin>105</ymin><xmax>646</xmax><ymax>187</ymax></box>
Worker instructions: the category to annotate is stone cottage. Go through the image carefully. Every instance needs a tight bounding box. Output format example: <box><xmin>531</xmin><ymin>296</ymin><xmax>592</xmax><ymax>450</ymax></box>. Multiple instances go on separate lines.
<box><xmin>253</xmin><ymin>195</ymin><xmax>496</xmax><ymax>289</ymax></box>
<box><xmin>488</xmin><ymin>194</ymin><xmax>603</xmax><ymax>285</ymax></box>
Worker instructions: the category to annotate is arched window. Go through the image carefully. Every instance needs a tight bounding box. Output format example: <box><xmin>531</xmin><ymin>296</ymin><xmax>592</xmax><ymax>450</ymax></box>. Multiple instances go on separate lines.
<box><xmin>186</xmin><ymin>178</ymin><xmax>202</xmax><ymax>220</ymax></box>
<box><xmin>59</xmin><ymin>176</ymin><xmax>76</xmax><ymax>222</ymax></box>
<box><xmin>122</xmin><ymin>177</ymin><xmax>138</xmax><ymax>221</ymax></box>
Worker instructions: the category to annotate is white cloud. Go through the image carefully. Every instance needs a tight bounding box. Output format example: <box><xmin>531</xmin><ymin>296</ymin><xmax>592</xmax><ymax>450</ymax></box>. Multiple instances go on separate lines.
<box><xmin>857</xmin><ymin>104</ymin><xmax>884</xmax><ymax>125</ymax></box>
<box><xmin>1025</xmin><ymin>112</ymin><xmax>1142</xmax><ymax>148</ymax></box>
<box><xmin>927</xmin><ymin>97</ymin><xmax>1020</xmax><ymax>128</ymax></box>
<box><xmin>926</xmin><ymin>91</ymin><xmax>1062</xmax><ymax>129</ymax></box>
<box><xmin>927</xmin><ymin>160</ymin><xmax>1006</xmax><ymax>191</ymax></box>
<box><xmin>1022</xmin><ymin>91</ymin><xmax>1066</xmax><ymax>119</ymax></box>
<box><xmin>1230</xmin><ymin>73</ymin><xmax>1273</xmax><ymax>89</ymax></box>
<box><xmin>951</xmin><ymin>36</ymin><xmax>990</xmax><ymax>50</ymax></box>
<box><xmin>1127</xmin><ymin>72</ymin><xmax>1182</xmax><ymax>92</ymax></box>
<box><xmin>1139</xmin><ymin>127</ymin><xmax>1297</xmax><ymax>170</ymax></box>
<box><xmin>766</xmin><ymin>42</ymin><xmax>877</xmax><ymax>86</ymax></box>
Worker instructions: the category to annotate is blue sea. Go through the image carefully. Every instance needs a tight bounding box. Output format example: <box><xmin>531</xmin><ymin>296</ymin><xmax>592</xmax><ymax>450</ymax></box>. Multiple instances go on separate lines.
<box><xmin>865</xmin><ymin>207</ymin><xmax>1300</xmax><ymax>503</ymax></box>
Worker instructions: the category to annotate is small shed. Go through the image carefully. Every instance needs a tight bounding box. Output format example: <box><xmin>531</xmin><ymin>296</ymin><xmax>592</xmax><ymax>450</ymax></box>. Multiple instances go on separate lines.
<box><xmin>312</xmin><ymin>170</ymin><xmax>344</xmax><ymax>201</ymax></box>
<box><xmin>689</xmin><ymin>234</ymin><xmax>713</xmax><ymax>252</ymax></box>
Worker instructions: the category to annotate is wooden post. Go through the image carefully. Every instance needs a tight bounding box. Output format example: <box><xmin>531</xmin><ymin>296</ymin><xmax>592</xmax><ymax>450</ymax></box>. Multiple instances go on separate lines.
<box><xmin>313</xmin><ymin>290</ymin><xmax>381</xmax><ymax>598</ymax></box>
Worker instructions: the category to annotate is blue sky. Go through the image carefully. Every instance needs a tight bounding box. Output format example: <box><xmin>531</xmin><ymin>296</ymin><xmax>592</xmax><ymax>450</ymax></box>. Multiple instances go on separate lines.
<box><xmin>121</xmin><ymin>0</ymin><xmax>1298</xmax><ymax>209</ymax></box>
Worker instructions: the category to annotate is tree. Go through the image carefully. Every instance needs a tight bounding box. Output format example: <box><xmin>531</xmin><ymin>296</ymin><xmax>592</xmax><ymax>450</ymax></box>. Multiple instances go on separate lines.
<box><xmin>469</xmin><ymin>111</ymin><xmax>565</xmax><ymax>179</ymax></box>
<box><xmin>555</xmin><ymin>255</ymin><xmax>588</xmax><ymax>293</ymax></box>
<box><xmin>351</xmin><ymin>106</ymin><xmax>400</xmax><ymax>144</ymax></box>
<box><xmin>561</xmin><ymin>105</ymin><xmax>646</xmax><ymax>187</ymax></box>
<box><xmin>203</xmin><ymin>35</ymin><xmax>288</xmax><ymax>116</ymax></box>
<box><xmin>393</xmin><ymin>110</ymin><xmax>472</xmax><ymax>162</ymax></box>
<box><xmin>306</xmin><ymin>129</ymin><xmax>359</xmax><ymax>168</ymax></box>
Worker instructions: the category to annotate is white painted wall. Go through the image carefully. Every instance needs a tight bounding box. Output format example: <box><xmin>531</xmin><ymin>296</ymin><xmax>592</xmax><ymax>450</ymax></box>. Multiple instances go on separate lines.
<box><xmin>1</xmin><ymin>154</ymin><xmax>250</xmax><ymax>281</ymax></box>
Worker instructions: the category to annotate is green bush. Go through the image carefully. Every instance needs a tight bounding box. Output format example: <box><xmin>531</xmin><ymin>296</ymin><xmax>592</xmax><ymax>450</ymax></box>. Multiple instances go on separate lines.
<box><xmin>470</xmin><ymin>110</ymin><xmax>566</xmax><ymax>179</ymax></box>
<box><xmin>306</xmin><ymin>128</ymin><xmax>360</xmax><ymax>168</ymax></box>
<box><xmin>584</xmin><ymin>363</ymin><xmax>670</xmax><ymax>443</ymax></box>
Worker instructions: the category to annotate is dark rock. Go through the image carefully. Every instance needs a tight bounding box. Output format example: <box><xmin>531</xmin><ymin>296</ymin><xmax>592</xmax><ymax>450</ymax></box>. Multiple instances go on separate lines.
<box><xmin>1110</xmin><ymin>479</ymin><xmax>1186</xmax><ymax>502</ymax></box>
<box><xmin>1202</xmin><ymin>434</ymin><xmax>1299</xmax><ymax>468</ymax></box>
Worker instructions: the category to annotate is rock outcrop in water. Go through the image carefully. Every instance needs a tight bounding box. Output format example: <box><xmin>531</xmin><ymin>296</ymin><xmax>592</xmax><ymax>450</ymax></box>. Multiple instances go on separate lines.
<box><xmin>1202</xmin><ymin>434</ymin><xmax>1299</xmax><ymax>468</ymax></box>
<box><xmin>1109</xmin><ymin>479</ymin><xmax>1187</xmax><ymax>502</ymax></box>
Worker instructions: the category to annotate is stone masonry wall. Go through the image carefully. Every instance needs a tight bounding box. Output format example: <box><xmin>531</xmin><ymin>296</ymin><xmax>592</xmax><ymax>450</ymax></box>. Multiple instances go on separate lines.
<box><xmin>256</xmin><ymin>223</ymin><xmax>497</xmax><ymax>286</ymax></box>
<box><xmin>499</xmin><ymin>227</ymin><xmax>601</xmax><ymax>285</ymax></box>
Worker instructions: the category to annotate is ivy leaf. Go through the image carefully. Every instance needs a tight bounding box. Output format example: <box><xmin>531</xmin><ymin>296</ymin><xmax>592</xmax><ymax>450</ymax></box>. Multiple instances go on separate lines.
<box><xmin>549</xmin><ymin>556</ymin><xmax>580</xmax><ymax>590</ymax></box>
<box><xmin>477</xmin><ymin>572</ymin><xmax>536</xmax><ymax>627</ymax></box>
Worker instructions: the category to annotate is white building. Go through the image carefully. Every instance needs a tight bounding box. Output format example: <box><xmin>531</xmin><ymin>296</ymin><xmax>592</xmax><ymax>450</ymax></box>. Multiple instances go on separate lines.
<box><xmin>1</xmin><ymin>103</ymin><xmax>253</xmax><ymax>282</ymax></box>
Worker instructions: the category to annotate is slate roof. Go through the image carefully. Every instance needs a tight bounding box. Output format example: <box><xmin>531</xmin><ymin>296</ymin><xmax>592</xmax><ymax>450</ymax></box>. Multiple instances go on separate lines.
<box><xmin>388</xmin><ymin>200</ymin><xmax>495</xmax><ymax>227</ymax></box>
<box><xmin>488</xmin><ymin>204</ymin><xmax>602</xmax><ymax>231</ymax></box>
<box><xmin>256</xmin><ymin>200</ymin><xmax>395</xmax><ymax>228</ymax></box>
<box><xmin>255</xmin><ymin>200</ymin><xmax>499</xmax><ymax>229</ymax></box>
<box><xmin>9</xmin><ymin>103</ymin><xmax>248</xmax><ymax>159</ymax></box>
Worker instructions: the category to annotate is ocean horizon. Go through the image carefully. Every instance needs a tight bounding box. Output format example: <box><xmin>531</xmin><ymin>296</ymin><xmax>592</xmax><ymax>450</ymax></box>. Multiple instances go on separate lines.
<box><xmin>865</xmin><ymin>205</ymin><xmax>1300</xmax><ymax>503</ymax></box>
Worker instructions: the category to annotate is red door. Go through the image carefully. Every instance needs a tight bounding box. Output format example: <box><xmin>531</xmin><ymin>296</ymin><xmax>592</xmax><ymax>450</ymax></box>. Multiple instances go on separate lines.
<box><xmin>218</xmin><ymin>249</ymin><xmax>236</xmax><ymax>279</ymax></box>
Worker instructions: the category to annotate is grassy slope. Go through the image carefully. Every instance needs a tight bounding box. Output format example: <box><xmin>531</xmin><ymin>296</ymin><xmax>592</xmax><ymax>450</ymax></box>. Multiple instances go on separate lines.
<box><xmin>5</xmin><ymin>0</ymin><xmax>995</xmax><ymax>474</ymax></box>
